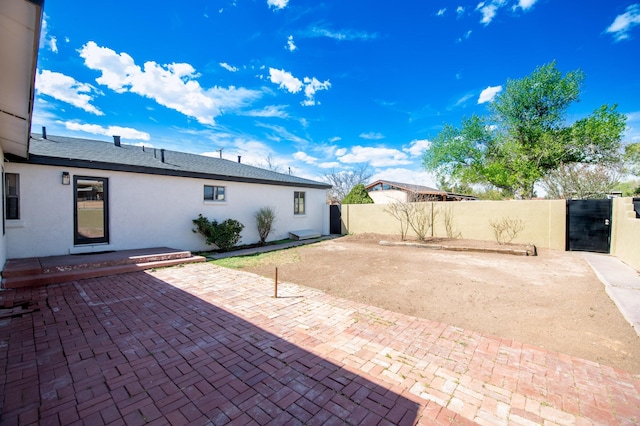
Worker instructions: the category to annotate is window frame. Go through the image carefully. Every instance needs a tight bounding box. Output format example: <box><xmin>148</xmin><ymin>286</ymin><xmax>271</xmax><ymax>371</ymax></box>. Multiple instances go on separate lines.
<box><xmin>5</xmin><ymin>173</ymin><xmax>20</xmax><ymax>221</ymax></box>
<box><xmin>204</xmin><ymin>185</ymin><xmax>226</xmax><ymax>202</ymax></box>
<box><xmin>294</xmin><ymin>191</ymin><xmax>306</xmax><ymax>215</ymax></box>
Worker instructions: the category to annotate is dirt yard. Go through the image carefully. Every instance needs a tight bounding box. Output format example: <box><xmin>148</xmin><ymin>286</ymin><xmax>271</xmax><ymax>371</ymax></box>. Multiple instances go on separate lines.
<box><xmin>228</xmin><ymin>233</ymin><xmax>640</xmax><ymax>373</ymax></box>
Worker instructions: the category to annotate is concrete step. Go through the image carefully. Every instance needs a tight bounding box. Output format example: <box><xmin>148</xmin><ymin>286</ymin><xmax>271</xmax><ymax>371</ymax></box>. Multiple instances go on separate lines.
<box><xmin>2</xmin><ymin>249</ymin><xmax>206</xmax><ymax>289</ymax></box>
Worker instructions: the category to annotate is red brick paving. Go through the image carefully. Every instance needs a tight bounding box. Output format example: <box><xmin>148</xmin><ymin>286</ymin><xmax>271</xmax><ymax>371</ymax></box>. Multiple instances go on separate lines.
<box><xmin>1</xmin><ymin>263</ymin><xmax>639</xmax><ymax>425</ymax></box>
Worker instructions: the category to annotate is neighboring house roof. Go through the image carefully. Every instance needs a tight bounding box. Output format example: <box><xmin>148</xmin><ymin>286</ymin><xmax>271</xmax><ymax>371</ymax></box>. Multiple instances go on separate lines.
<box><xmin>11</xmin><ymin>134</ymin><xmax>331</xmax><ymax>189</ymax></box>
<box><xmin>365</xmin><ymin>180</ymin><xmax>477</xmax><ymax>201</ymax></box>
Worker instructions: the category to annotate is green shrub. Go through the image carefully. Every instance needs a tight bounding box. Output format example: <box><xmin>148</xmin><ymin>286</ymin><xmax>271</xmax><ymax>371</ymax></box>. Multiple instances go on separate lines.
<box><xmin>255</xmin><ymin>206</ymin><xmax>276</xmax><ymax>245</ymax></box>
<box><xmin>342</xmin><ymin>183</ymin><xmax>374</xmax><ymax>204</ymax></box>
<box><xmin>192</xmin><ymin>214</ymin><xmax>244</xmax><ymax>251</ymax></box>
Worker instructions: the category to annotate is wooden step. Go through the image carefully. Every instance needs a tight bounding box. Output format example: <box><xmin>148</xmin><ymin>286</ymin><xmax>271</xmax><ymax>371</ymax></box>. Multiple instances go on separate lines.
<box><xmin>2</xmin><ymin>249</ymin><xmax>206</xmax><ymax>289</ymax></box>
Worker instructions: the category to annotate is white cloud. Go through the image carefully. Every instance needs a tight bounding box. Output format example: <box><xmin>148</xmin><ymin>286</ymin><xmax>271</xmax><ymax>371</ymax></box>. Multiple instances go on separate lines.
<box><xmin>309</xmin><ymin>26</ymin><xmax>378</xmax><ymax>41</ymax></box>
<box><xmin>318</xmin><ymin>161</ymin><xmax>341</xmax><ymax>169</ymax></box>
<box><xmin>476</xmin><ymin>0</ymin><xmax>508</xmax><ymax>25</ymax></box>
<box><xmin>62</xmin><ymin>121</ymin><xmax>150</xmax><ymax>141</ymax></box>
<box><xmin>606</xmin><ymin>4</ymin><xmax>640</xmax><ymax>42</ymax></box>
<box><xmin>267</xmin><ymin>0</ymin><xmax>288</xmax><ymax>10</ymax></box>
<box><xmin>269</xmin><ymin>69</ymin><xmax>330</xmax><ymax>106</ymax></box>
<box><xmin>36</xmin><ymin>70</ymin><xmax>103</xmax><ymax>115</ymax></box>
<box><xmin>219</xmin><ymin>62</ymin><xmax>238</xmax><ymax>72</ymax></box>
<box><xmin>478</xmin><ymin>85</ymin><xmax>503</xmax><ymax>104</ymax></box>
<box><xmin>79</xmin><ymin>41</ymin><xmax>261</xmax><ymax>125</ymax></box>
<box><xmin>455</xmin><ymin>93</ymin><xmax>474</xmax><ymax>107</ymax></box>
<box><xmin>39</xmin><ymin>13</ymin><xmax>58</xmax><ymax>53</ymax></box>
<box><xmin>457</xmin><ymin>6</ymin><xmax>465</xmax><ymax>15</ymax></box>
<box><xmin>243</xmin><ymin>105</ymin><xmax>289</xmax><ymax>118</ymax></box>
<box><xmin>359</xmin><ymin>132</ymin><xmax>385</xmax><ymax>140</ymax></box>
<box><xmin>403</xmin><ymin>139</ymin><xmax>431</xmax><ymax>157</ymax></box>
<box><xmin>301</xmin><ymin>77</ymin><xmax>331</xmax><ymax>106</ymax></box>
<box><xmin>457</xmin><ymin>30</ymin><xmax>473</xmax><ymax>42</ymax></box>
<box><xmin>517</xmin><ymin>0</ymin><xmax>538</xmax><ymax>11</ymax></box>
<box><xmin>337</xmin><ymin>146</ymin><xmax>411</xmax><ymax>167</ymax></box>
<box><xmin>293</xmin><ymin>151</ymin><xmax>318</xmax><ymax>164</ymax></box>
<box><xmin>437</xmin><ymin>8</ymin><xmax>446</xmax><ymax>16</ymax></box>
<box><xmin>286</xmin><ymin>35</ymin><xmax>297</xmax><ymax>52</ymax></box>
<box><xmin>335</xmin><ymin>148</ymin><xmax>347</xmax><ymax>156</ymax></box>
<box><xmin>269</xmin><ymin>68</ymin><xmax>303</xmax><ymax>93</ymax></box>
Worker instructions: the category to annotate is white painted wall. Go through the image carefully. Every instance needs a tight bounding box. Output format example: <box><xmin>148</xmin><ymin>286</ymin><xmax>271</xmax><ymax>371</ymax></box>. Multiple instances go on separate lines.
<box><xmin>368</xmin><ymin>189</ymin><xmax>408</xmax><ymax>204</ymax></box>
<box><xmin>5</xmin><ymin>163</ymin><xmax>328</xmax><ymax>258</ymax></box>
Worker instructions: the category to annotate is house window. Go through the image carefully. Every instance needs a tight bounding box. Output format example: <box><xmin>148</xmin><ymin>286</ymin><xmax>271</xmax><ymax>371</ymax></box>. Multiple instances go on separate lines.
<box><xmin>5</xmin><ymin>173</ymin><xmax>19</xmax><ymax>220</ymax></box>
<box><xmin>294</xmin><ymin>191</ymin><xmax>305</xmax><ymax>215</ymax></box>
<box><xmin>204</xmin><ymin>185</ymin><xmax>225</xmax><ymax>201</ymax></box>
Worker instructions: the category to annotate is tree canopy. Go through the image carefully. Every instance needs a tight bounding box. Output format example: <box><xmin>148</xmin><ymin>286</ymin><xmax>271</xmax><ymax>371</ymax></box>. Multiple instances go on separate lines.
<box><xmin>423</xmin><ymin>62</ymin><xmax>627</xmax><ymax>199</ymax></box>
<box><xmin>324</xmin><ymin>164</ymin><xmax>373</xmax><ymax>204</ymax></box>
<box><xmin>342</xmin><ymin>183</ymin><xmax>374</xmax><ymax>204</ymax></box>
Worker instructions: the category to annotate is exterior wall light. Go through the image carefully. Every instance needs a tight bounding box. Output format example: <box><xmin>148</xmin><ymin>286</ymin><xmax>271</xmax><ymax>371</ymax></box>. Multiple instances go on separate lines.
<box><xmin>62</xmin><ymin>171</ymin><xmax>70</xmax><ymax>185</ymax></box>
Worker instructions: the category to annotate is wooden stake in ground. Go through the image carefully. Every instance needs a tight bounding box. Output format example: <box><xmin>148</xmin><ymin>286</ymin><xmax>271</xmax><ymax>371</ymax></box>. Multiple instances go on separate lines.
<box><xmin>274</xmin><ymin>267</ymin><xmax>278</xmax><ymax>298</ymax></box>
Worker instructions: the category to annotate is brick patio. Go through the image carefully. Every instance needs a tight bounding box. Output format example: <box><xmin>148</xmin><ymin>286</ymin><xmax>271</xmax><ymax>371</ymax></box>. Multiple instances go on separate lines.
<box><xmin>1</xmin><ymin>262</ymin><xmax>639</xmax><ymax>425</ymax></box>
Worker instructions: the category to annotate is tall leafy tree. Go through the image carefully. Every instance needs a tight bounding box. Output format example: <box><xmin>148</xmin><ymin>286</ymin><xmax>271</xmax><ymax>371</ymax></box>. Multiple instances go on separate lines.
<box><xmin>423</xmin><ymin>62</ymin><xmax>627</xmax><ymax>199</ymax></box>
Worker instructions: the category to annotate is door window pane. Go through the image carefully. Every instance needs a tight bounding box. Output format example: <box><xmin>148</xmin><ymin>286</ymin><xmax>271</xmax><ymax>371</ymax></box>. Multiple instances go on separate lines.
<box><xmin>75</xmin><ymin>177</ymin><xmax>108</xmax><ymax>244</ymax></box>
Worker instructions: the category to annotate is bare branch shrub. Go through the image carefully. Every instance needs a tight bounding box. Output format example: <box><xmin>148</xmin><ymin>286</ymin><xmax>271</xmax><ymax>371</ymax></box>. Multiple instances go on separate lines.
<box><xmin>442</xmin><ymin>204</ymin><xmax>462</xmax><ymax>238</ymax></box>
<box><xmin>490</xmin><ymin>217</ymin><xmax>525</xmax><ymax>245</ymax></box>
<box><xmin>384</xmin><ymin>201</ymin><xmax>411</xmax><ymax>240</ymax></box>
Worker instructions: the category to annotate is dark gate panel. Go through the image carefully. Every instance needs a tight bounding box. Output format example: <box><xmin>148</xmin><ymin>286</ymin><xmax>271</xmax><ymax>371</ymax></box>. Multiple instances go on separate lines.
<box><xmin>329</xmin><ymin>205</ymin><xmax>342</xmax><ymax>234</ymax></box>
<box><xmin>566</xmin><ymin>199</ymin><xmax>612</xmax><ymax>253</ymax></box>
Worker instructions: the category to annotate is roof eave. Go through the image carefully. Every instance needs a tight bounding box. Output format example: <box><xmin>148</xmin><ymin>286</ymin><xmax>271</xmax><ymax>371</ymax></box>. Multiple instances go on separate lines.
<box><xmin>12</xmin><ymin>154</ymin><xmax>332</xmax><ymax>189</ymax></box>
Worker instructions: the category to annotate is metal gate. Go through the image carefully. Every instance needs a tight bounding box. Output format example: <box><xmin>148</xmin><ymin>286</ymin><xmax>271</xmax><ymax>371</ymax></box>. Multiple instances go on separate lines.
<box><xmin>329</xmin><ymin>205</ymin><xmax>342</xmax><ymax>234</ymax></box>
<box><xmin>566</xmin><ymin>199</ymin><xmax>612</xmax><ymax>253</ymax></box>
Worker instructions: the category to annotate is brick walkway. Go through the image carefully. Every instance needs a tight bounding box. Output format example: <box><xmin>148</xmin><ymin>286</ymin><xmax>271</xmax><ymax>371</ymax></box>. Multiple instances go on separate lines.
<box><xmin>1</xmin><ymin>263</ymin><xmax>639</xmax><ymax>425</ymax></box>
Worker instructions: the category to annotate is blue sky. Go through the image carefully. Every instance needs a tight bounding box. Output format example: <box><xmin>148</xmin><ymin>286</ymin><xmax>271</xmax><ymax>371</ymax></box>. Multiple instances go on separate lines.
<box><xmin>33</xmin><ymin>1</ymin><xmax>640</xmax><ymax>186</ymax></box>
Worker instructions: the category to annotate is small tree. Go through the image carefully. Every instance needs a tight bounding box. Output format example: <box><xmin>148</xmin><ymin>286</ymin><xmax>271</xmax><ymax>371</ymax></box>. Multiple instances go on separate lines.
<box><xmin>192</xmin><ymin>214</ymin><xmax>244</xmax><ymax>251</ymax></box>
<box><xmin>324</xmin><ymin>164</ymin><xmax>373</xmax><ymax>204</ymax></box>
<box><xmin>541</xmin><ymin>162</ymin><xmax>619</xmax><ymax>199</ymax></box>
<box><xmin>255</xmin><ymin>207</ymin><xmax>276</xmax><ymax>245</ymax></box>
<box><xmin>342</xmin><ymin>183</ymin><xmax>374</xmax><ymax>204</ymax></box>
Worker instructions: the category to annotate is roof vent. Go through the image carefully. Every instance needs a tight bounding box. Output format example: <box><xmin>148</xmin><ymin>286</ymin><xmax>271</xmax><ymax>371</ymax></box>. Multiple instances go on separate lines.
<box><xmin>42</xmin><ymin>126</ymin><xmax>47</xmax><ymax>139</ymax></box>
<box><xmin>237</xmin><ymin>155</ymin><xmax>241</xmax><ymax>163</ymax></box>
<box><xmin>113</xmin><ymin>135</ymin><xmax>121</xmax><ymax>147</ymax></box>
<box><xmin>161</xmin><ymin>149</ymin><xmax>165</xmax><ymax>163</ymax></box>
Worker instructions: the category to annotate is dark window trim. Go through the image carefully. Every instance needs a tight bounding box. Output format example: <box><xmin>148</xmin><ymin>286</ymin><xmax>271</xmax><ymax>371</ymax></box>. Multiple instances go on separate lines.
<box><xmin>74</xmin><ymin>176</ymin><xmax>109</xmax><ymax>245</ymax></box>
<box><xmin>294</xmin><ymin>191</ymin><xmax>306</xmax><ymax>215</ymax></box>
<box><xmin>204</xmin><ymin>185</ymin><xmax>226</xmax><ymax>201</ymax></box>
<box><xmin>5</xmin><ymin>173</ymin><xmax>20</xmax><ymax>221</ymax></box>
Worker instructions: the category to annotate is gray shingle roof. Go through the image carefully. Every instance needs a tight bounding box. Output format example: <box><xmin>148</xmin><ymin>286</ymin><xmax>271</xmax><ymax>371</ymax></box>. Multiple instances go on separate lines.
<box><xmin>24</xmin><ymin>134</ymin><xmax>331</xmax><ymax>189</ymax></box>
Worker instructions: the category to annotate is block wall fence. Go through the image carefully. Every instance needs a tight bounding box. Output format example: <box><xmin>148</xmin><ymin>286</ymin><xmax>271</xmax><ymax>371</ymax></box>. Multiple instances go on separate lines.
<box><xmin>339</xmin><ymin>198</ymin><xmax>640</xmax><ymax>272</ymax></box>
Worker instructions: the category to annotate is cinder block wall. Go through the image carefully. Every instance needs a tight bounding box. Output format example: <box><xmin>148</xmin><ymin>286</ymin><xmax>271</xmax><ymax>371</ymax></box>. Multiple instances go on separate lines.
<box><xmin>341</xmin><ymin>198</ymin><xmax>639</xmax><ymax>270</ymax></box>
<box><xmin>610</xmin><ymin>198</ymin><xmax>640</xmax><ymax>271</ymax></box>
<box><xmin>341</xmin><ymin>200</ymin><xmax>567</xmax><ymax>250</ymax></box>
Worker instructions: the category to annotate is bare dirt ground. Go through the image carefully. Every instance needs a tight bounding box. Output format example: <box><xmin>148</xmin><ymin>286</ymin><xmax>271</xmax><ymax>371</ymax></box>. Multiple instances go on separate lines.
<box><xmin>235</xmin><ymin>233</ymin><xmax>640</xmax><ymax>373</ymax></box>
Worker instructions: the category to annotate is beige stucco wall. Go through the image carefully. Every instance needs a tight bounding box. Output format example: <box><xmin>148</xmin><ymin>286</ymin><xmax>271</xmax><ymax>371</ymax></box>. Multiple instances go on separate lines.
<box><xmin>342</xmin><ymin>199</ymin><xmax>567</xmax><ymax>250</ymax></box>
<box><xmin>610</xmin><ymin>197</ymin><xmax>640</xmax><ymax>271</ymax></box>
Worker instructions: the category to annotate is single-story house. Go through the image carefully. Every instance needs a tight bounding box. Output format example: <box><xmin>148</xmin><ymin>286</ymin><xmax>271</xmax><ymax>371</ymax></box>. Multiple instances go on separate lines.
<box><xmin>1</xmin><ymin>1</ymin><xmax>332</xmax><ymax>271</ymax></box>
<box><xmin>365</xmin><ymin>180</ymin><xmax>477</xmax><ymax>203</ymax></box>
<box><xmin>4</xmin><ymin>133</ymin><xmax>332</xmax><ymax>259</ymax></box>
